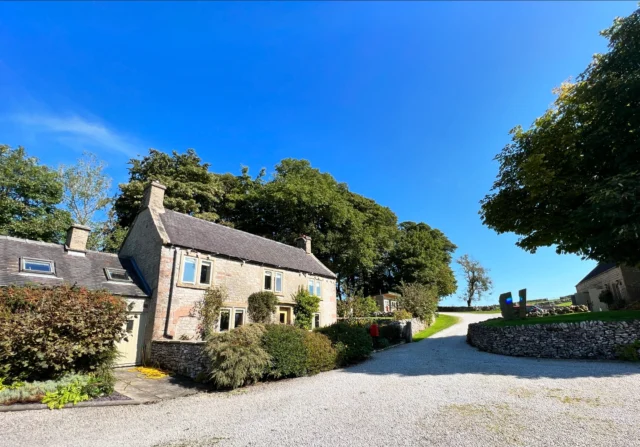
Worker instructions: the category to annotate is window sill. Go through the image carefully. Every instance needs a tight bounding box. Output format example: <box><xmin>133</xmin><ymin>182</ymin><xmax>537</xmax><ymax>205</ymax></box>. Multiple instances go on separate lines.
<box><xmin>177</xmin><ymin>282</ymin><xmax>212</xmax><ymax>290</ymax></box>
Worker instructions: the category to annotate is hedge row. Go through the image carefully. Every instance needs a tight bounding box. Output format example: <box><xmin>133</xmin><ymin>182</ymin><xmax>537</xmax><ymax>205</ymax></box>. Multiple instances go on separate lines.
<box><xmin>204</xmin><ymin>322</ymin><xmax>373</xmax><ymax>389</ymax></box>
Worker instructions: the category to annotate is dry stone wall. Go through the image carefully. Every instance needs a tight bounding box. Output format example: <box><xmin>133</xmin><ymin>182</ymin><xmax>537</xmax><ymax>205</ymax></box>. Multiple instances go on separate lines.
<box><xmin>150</xmin><ymin>340</ymin><xmax>207</xmax><ymax>379</ymax></box>
<box><xmin>467</xmin><ymin>319</ymin><xmax>640</xmax><ymax>360</ymax></box>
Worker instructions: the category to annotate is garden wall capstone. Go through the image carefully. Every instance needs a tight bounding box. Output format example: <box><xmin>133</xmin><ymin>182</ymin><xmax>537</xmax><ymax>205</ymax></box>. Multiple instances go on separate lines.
<box><xmin>467</xmin><ymin>319</ymin><xmax>640</xmax><ymax>360</ymax></box>
<box><xmin>150</xmin><ymin>340</ymin><xmax>207</xmax><ymax>379</ymax></box>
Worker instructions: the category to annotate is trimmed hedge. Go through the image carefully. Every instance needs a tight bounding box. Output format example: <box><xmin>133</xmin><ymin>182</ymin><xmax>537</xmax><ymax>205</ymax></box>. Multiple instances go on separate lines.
<box><xmin>317</xmin><ymin>322</ymin><xmax>373</xmax><ymax>365</ymax></box>
<box><xmin>248</xmin><ymin>291</ymin><xmax>278</xmax><ymax>323</ymax></box>
<box><xmin>0</xmin><ymin>284</ymin><xmax>128</xmax><ymax>381</ymax></box>
<box><xmin>304</xmin><ymin>331</ymin><xmax>337</xmax><ymax>374</ymax></box>
<box><xmin>262</xmin><ymin>325</ymin><xmax>308</xmax><ymax>378</ymax></box>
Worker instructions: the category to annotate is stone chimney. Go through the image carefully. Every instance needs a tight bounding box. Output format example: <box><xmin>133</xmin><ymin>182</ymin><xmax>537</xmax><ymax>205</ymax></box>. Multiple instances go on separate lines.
<box><xmin>65</xmin><ymin>224</ymin><xmax>91</xmax><ymax>253</ymax></box>
<box><xmin>141</xmin><ymin>181</ymin><xmax>166</xmax><ymax>211</ymax></box>
<box><xmin>296</xmin><ymin>235</ymin><xmax>312</xmax><ymax>254</ymax></box>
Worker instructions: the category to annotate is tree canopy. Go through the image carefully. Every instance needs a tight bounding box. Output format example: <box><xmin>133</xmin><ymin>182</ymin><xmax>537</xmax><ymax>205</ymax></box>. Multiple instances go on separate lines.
<box><xmin>456</xmin><ymin>254</ymin><xmax>493</xmax><ymax>307</ymax></box>
<box><xmin>480</xmin><ymin>9</ymin><xmax>640</xmax><ymax>266</ymax></box>
<box><xmin>114</xmin><ymin>149</ymin><xmax>222</xmax><ymax>228</ymax></box>
<box><xmin>0</xmin><ymin>145</ymin><xmax>71</xmax><ymax>242</ymax></box>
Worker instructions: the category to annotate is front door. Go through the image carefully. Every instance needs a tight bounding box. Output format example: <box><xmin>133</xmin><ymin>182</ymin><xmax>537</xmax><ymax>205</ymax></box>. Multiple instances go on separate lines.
<box><xmin>115</xmin><ymin>312</ymin><xmax>147</xmax><ymax>366</ymax></box>
<box><xmin>279</xmin><ymin>310</ymin><xmax>289</xmax><ymax>325</ymax></box>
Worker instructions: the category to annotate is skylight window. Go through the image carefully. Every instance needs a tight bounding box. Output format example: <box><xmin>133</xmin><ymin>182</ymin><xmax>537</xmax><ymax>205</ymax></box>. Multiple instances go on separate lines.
<box><xmin>21</xmin><ymin>258</ymin><xmax>55</xmax><ymax>275</ymax></box>
<box><xmin>105</xmin><ymin>268</ymin><xmax>132</xmax><ymax>282</ymax></box>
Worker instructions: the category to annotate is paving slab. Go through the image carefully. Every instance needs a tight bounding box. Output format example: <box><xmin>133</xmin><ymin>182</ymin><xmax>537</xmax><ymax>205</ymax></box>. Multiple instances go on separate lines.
<box><xmin>114</xmin><ymin>368</ymin><xmax>207</xmax><ymax>403</ymax></box>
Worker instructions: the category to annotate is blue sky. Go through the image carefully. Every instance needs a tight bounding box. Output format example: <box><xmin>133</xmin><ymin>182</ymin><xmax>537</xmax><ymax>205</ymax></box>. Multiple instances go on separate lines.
<box><xmin>0</xmin><ymin>2</ymin><xmax>636</xmax><ymax>305</ymax></box>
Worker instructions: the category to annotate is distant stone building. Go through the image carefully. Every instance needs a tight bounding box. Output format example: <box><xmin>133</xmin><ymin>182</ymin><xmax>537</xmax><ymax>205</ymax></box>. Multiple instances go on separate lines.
<box><xmin>574</xmin><ymin>263</ymin><xmax>640</xmax><ymax>310</ymax></box>
<box><xmin>373</xmin><ymin>292</ymin><xmax>400</xmax><ymax>312</ymax></box>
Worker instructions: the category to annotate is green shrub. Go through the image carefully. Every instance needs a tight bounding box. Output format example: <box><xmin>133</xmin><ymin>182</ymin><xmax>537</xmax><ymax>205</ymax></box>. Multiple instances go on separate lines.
<box><xmin>317</xmin><ymin>322</ymin><xmax>373</xmax><ymax>365</ymax></box>
<box><xmin>248</xmin><ymin>291</ymin><xmax>278</xmax><ymax>323</ymax></box>
<box><xmin>41</xmin><ymin>379</ymin><xmax>89</xmax><ymax>410</ymax></box>
<box><xmin>303</xmin><ymin>331</ymin><xmax>337</xmax><ymax>375</ymax></box>
<box><xmin>0</xmin><ymin>374</ymin><xmax>91</xmax><ymax>405</ymax></box>
<box><xmin>0</xmin><ymin>284</ymin><xmax>128</xmax><ymax>381</ymax></box>
<box><xmin>293</xmin><ymin>288</ymin><xmax>320</xmax><ymax>330</ymax></box>
<box><xmin>616</xmin><ymin>340</ymin><xmax>640</xmax><ymax>362</ymax></box>
<box><xmin>84</xmin><ymin>364</ymin><xmax>116</xmax><ymax>398</ymax></box>
<box><xmin>398</xmin><ymin>282</ymin><xmax>438</xmax><ymax>322</ymax></box>
<box><xmin>192</xmin><ymin>286</ymin><xmax>226</xmax><ymax>338</ymax></box>
<box><xmin>204</xmin><ymin>324</ymin><xmax>271</xmax><ymax>389</ymax></box>
<box><xmin>262</xmin><ymin>325</ymin><xmax>308</xmax><ymax>378</ymax></box>
<box><xmin>393</xmin><ymin>309</ymin><xmax>413</xmax><ymax>321</ymax></box>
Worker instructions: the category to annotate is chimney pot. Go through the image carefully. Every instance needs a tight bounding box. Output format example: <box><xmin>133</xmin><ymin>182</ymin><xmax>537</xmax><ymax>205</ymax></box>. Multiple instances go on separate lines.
<box><xmin>296</xmin><ymin>235</ymin><xmax>312</xmax><ymax>254</ymax></box>
<box><xmin>65</xmin><ymin>224</ymin><xmax>91</xmax><ymax>253</ymax></box>
<box><xmin>142</xmin><ymin>181</ymin><xmax>167</xmax><ymax>211</ymax></box>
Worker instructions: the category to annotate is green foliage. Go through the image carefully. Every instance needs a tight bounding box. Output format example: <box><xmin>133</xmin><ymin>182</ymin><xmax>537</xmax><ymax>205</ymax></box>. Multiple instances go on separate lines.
<box><xmin>0</xmin><ymin>145</ymin><xmax>71</xmax><ymax>242</ymax></box>
<box><xmin>0</xmin><ymin>284</ymin><xmax>128</xmax><ymax>381</ymax></box>
<box><xmin>372</xmin><ymin>221</ymin><xmax>457</xmax><ymax>298</ymax></box>
<box><xmin>0</xmin><ymin>377</ymin><xmax>24</xmax><ymax>392</ymax></box>
<box><xmin>293</xmin><ymin>288</ymin><xmax>320</xmax><ymax>330</ymax></box>
<box><xmin>247</xmin><ymin>291</ymin><xmax>278</xmax><ymax>324</ymax></box>
<box><xmin>0</xmin><ymin>374</ymin><xmax>91</xmax><ymax>405</ymax></box>
<box><xmin>398</xmin><ymin>282</ymin><xmax>439</xmax><ymax>322</ymax></box>
<box><xmin>41</xmin><ymin>379</ymin><xmax>89</xmax><ymax>410</ymax></box>
<box><xmin>262</xmin><ymin>325</ymin><xmax>308</xmax><ymax>378</ymax></box>
<box><xmin>303</xmin><ymin>331</ymin><xmax>337</xmax><ymax>375</ymax></box>
<box><xmin>393</xmin><ymin>309</ymin><xmax>413</xmax><ymax>321</ymax></box>
<box><xmin>456</xmin><ymin>254</ymin><xmax>493</xmax><ymax>307</ymax></box>
<box><xmin>114</xmin><ymin>149</ymin><xmax>223</xmax><ymax>228</ymax></box>
<box><xmin>59</xmin><ymin>152</ymin><xmax>112</xmax><ymax>226</ymax></box>
<box><xmin>375</xmin><ymin>337</ymin><xmax>391</xmax><ymax>349</ymax></box>
<box><xmin>193</xmin><ymin>286</ymin><xmax>227</xmax><ymax>338</ymax></box>
<box><xmin>616</xmin><ymin>340</ymin><xmax>640</xmax><ymax>362</ymax></box>
<box><xmin>480</xmin><ymin>9</ymin><xmax>640</xmax><ymax>266</ymax></box>
<box><xmin>317</xmin><ymin>322</ymin><xmax>373</xmax><ymax>366</ymax></box>
<box><xmin>204</xmin><ymin>324</ymin><xmax>271</xmax><ymax>389</ymax></box>
<box><xmin>338</xmin><ymin>296</ymin><xmax>378</xmax><ymax>318</ymax></box>
<box><xmin>83</xmin><ymin>365</ymin><xmax>116</xmax><ymax>398</ymax></box>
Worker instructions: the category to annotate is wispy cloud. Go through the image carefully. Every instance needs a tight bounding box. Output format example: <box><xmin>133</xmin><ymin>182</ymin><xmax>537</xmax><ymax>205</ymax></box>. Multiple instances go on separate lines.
<box><xmin>10</xmin><ymin>113</ymin><xmax>141</xmax><ymax>157</ymax></box>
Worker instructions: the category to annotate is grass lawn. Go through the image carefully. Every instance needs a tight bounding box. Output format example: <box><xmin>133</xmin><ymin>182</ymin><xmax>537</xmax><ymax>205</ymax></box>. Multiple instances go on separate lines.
<box><xmin>481</xmin><ymin>310</ymin><xmax>640</xmax><ymax>327</ymax></box>
<box><xmin>468</xmin><ymin>309</ymin><xmax>501</xmax><ymax>314</ymax></box>
<box><xmin>554</xmin><ymin>301</ymin><xmax>573</xmax><ymax>307</ymax></box>
<box><xmin>413</xmin><ymin>314</ymin><xmax>461</xmax><ymax>341</ymax></box>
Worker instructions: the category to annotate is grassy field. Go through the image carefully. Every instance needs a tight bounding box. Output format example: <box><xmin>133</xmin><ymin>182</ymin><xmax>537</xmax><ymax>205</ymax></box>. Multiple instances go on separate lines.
<box><xmin>468</xmin><ymin>309</ymin><xmax>501</xmax><ymax>314</ymax></box>
<box><xmin>554</xmin><ymin>301</ymin><xmax>573</xmax><ymax>307</ymax></box>
<box><xmin>413</xmin><ymin>314</ymin><xmax>461</xmax><ymax>341</ymax></box>
<box><xmin>481</xmin><ymin>310</ymin><xmax>640</xmax><ymax>327</ymax></box>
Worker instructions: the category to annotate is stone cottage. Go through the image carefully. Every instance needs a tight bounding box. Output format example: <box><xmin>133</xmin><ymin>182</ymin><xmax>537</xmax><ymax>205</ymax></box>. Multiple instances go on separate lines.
<box><xmin>120</xmin><ymin>181</ymin><xmax>338</xmax><ymax>364</ymax></box>
<box><xmin>373</xmin><ymin>292</ymin><xmax>400</xmax><ymax>312</ymax></box>
<box><xmin>0</xmin><ymin>225</ymin><xmax>150</xmax><ymax>366</ymax></box>
<box><xmin>575</xmin><ymin>262</ymin><xmax>640</xmax><ymax>310</ymax></box>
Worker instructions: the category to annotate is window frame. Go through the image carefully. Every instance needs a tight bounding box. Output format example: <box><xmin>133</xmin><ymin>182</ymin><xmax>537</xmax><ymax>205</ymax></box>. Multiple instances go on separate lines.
<box><xmin>308</xmin><ymin>279</ymin><xmax>314</xmax><ymax>295</ymax></box>
<box><xmin>105</xmin><ymin>268</ymin><xmax>133</xmax><ymax>283</ymax></box>
<box><xmin>177</xmin><ymin>253</ymin><xmax>215</xmax><ymax>289</ymax></box>
<box><xmin>312</xmin><ymin>313</ymin><xmax>320</xmax><ymax>329</ymax></box>
<box><xmin>21</xmin><ymin>257</ymin><xmax>55</xmax><ymax>275</ymax></box>
<box><xmin>264</xmin><ymin>269</ymin><xmax>284</xmax><ymax>294</ymax></box>
<box><xmin>315</xmin><ymin>280</ymin><xmax>321</xmax><ymax>298</ymax></box>
<box><xmin>219</xmin><ymin>308</ymin><xmax>232</xmax><ymax>332</ymax></box>
<box><xmin>217</xmin><ymin>307</ymin><xmax>247</xmax><ymax>333</ymax></box>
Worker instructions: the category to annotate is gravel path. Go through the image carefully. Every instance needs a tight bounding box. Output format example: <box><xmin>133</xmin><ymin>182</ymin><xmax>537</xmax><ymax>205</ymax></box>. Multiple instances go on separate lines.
<box><xmin>2</xmin><ymin>313</ymin><xmax>640</xmax><ymax>447</ymax></box>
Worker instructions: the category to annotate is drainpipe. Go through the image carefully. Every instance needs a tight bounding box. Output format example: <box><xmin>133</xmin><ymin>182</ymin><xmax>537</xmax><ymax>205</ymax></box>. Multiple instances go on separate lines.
<box><xmin>164</xmin><ymin>247</ymin><xmax>179</xmax><ymax>338</ymax></box>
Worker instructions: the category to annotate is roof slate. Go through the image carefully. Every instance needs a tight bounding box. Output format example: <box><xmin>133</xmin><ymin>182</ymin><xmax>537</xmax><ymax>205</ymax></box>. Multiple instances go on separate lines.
<box><xmin>0</xmin><ymin>236</ymin><xmax>149</xmax><ymax>297</ymax></box>
<box><xmin>576</xmin><ymin>262</ymin><xmax>617</xmax><ymax>286</ymax></box>
<box><xmin>159</xmin><ymin>210</ymin><xmax>335</xmax><ymax>278</ymax></box>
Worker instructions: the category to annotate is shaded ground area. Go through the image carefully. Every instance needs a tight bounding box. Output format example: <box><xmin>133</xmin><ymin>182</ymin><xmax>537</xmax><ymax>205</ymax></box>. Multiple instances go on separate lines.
<box><xmin>2</xmin><ymin>313</ymin><xmax>639</xmax><ymax>447</ymax></box>
<box><xmin>114</xmin><ymin>368</ymin><xmax>206</xmax><ymax>403</ymax></box>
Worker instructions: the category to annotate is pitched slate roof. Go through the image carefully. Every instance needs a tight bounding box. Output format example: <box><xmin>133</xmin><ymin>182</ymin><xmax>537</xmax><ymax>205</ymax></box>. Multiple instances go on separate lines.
<box><xmin>159</xmin><ymin>210</ymin><xmax>336</xmax><ymax>278</ymax></box>
<box><xmin>0</xmin><ymin>236</ymin><xmax>149</xmax><ymax>297</ymax></box>
<box><xmin>576</xmin><ymin>262</ymin><xmax>617</xmax><ymax>286</ymax></box>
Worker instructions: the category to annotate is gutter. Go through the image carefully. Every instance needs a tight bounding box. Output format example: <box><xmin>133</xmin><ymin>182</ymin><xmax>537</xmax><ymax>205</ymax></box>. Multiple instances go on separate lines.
<box><xmin>163</xmin><ymin>247</ymin><xmax>179</xmax><ymax>338</ymax></box>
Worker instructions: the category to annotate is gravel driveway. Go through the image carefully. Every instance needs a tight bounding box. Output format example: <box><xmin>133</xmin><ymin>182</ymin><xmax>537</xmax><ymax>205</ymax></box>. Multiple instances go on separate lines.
<box><xmin>2</xmin><ymin>313</ymin><xmax>640</xmax><ymax>447</ymax></box>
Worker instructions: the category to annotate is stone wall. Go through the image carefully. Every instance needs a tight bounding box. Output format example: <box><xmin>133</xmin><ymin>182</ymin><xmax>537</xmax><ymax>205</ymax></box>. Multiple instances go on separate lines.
<box><xmin>150</xmin><ymin>340</ymin><xmax>207</xmax><ymax>379</ymax></box>
<box><xmin>467</xmin><ymin>319</ymin><xmax>640</xmax><ymax>360</ymax></box>
<box><xmin>439</xmin><ymin>305</ymin><xmax>499</xmax><ymax>312</ymax></box>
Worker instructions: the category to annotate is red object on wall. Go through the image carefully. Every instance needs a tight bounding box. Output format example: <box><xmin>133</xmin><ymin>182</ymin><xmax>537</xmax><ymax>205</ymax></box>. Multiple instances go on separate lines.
<box><xmin>369</xmin><ymin>323</ymin><xmax>379</xmax><ymax>337</ymax></box>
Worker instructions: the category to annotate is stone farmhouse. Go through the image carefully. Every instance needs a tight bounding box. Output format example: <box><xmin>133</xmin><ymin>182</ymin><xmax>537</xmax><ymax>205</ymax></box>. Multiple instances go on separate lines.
<box><xmin>575</xmin><ymin>262</ymin><xmax>640</xmax><ymax>311</ymax></box>
<box><xmin>0</xmin><ymin>181</ymin><xmax>338</xmax><ymax>366</ymax></box>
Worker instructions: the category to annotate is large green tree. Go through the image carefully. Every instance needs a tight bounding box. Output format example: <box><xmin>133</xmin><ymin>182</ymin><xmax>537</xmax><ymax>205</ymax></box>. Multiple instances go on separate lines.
<box><xmin>0</xmin><ymin>145</ymin><xmax>71</xmax><ymax>242</ymax></box>
<box><xmin>114</xmin><ymin>149</ymin><xmax>222</xmax><ymax>228</ymax></box>
<box><xmin>371</xmin><ymin>222</ymin><xmax>457</xmax><ymax>298</ymax></box>
<box><xmin>480</xmin><ymin>10</ymin><xmax>640</xmax><ymax>266</ymax></box>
